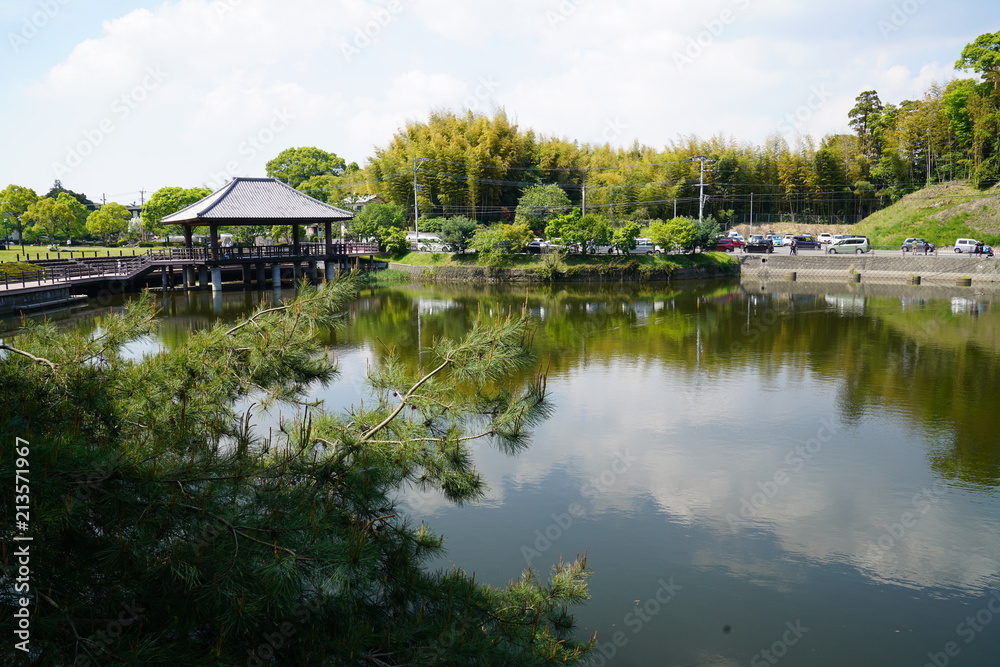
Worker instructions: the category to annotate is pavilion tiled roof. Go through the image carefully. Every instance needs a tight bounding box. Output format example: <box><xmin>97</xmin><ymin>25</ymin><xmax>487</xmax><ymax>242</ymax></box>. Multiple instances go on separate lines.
<box><xmin>161</xmin><ymin>177</ymin><xmax>353</xmax><ymax>224</ymax></box>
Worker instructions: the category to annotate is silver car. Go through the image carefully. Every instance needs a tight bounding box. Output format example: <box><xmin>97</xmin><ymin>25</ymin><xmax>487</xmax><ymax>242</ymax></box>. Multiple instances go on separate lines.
<box><xmin>827</xmin><ymin>237</ymin><xmax>871</xmax><ymax>254</ymax></box>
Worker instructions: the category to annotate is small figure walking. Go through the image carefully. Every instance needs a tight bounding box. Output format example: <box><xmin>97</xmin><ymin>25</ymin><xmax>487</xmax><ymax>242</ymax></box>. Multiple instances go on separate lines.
<box><xmin>923</xmin><ymin>241</ymin><xmax>930</xmax><ymax>255</ymax></box>
<box><xmin>790</xmin><ymin>238</ymin><xmax>797</xmax><ymax>255</ymax></box>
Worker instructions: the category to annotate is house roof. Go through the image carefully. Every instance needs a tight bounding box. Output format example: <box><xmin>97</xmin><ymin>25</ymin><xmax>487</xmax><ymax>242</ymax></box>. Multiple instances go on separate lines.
<box><xmin>161</xmin><ymin>177</ymin><xmax>354</xmax><ymax>225</ymax></box>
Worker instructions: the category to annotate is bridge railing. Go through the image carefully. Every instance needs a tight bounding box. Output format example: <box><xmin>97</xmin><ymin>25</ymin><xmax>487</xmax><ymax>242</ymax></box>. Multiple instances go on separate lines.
<box><xmin>3</xmin><ymin>242</ymin><xmax>382</xmax><ymax>290</ymax></box>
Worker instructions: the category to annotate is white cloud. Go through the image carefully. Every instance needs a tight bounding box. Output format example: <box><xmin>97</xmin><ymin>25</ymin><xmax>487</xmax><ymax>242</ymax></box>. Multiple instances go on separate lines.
<box><xmin>0</xmin><ymin>0</ymin><xmax>985</xmax><ymax>199</ymax></box>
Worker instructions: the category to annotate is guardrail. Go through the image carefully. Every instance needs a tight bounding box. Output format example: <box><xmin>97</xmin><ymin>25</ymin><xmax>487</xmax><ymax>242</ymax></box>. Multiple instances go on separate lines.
<box><xmin>3</xmin><ymin>243</ymin><xmax>381</xmax><ymax>290</ymax></box>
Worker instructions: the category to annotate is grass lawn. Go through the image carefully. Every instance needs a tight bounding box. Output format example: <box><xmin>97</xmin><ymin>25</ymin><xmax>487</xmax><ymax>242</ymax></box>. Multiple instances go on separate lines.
<box><xmin>0</xmin><ymin>245</ymin><xmax>150</xmax><ymax>263</ymax></box>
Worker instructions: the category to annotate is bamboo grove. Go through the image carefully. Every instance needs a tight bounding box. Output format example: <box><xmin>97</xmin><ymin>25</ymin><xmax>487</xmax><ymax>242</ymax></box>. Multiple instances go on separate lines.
<box><xmin>290</xmin><ymin>32</ymin><xmax>1000</xmax><ymax>230</ymax></box>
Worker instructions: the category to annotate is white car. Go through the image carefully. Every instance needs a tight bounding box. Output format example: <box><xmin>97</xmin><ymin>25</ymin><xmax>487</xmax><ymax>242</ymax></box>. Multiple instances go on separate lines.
<box><xmin>954</xmin><ymin>238</ymin><xmax>981</xmax><ymax>253</ymax></box>
<box><xmin>818</xmin><ymin>233</ymin><xmax>834</xmax><ymax>244</ymax></box>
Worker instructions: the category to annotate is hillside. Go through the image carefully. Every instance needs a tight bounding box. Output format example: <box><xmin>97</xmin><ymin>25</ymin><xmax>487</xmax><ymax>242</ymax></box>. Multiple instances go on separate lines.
<box><xmin>849</xmin><ymin>182</ymin><xmax>1000</xmax><ymax>248</ymax></box>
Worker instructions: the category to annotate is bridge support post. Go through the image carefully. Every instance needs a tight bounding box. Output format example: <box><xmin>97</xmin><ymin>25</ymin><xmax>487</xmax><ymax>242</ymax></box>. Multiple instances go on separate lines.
<box><xmin>241</xmin><ymin>264</ymin><xmax>252</xmax><ymax>287</ymax></box>
<box><xmin>308</xmin><ymin>261</ymin><xmax>318</xmax><ymax>282</ymax></box>
<box><xmin>292</xmin><ymin>262</ymin><xmax>301</xmax><ymax>282</ymax></box>
<box><xmin>184</xmin><ymin>265</ymin><xmax>196</xmax><ymax>289</ymax></box>
<box><xmin>325</xmin><ymin>261</ymin><xmax>336</xmax><ymax>281</ymax></box>
<box><xmin>272</xmin><ymin>264</ymin><xmax>282</xmax><ymax>289</ymax></box>
<box><xmin>198</xmin><ymin>265</ymin><xmax>208</xmax><ymax>288</ymax></box>
<box><xmin>256</xmin><ymin>263</ymin><xmax>266</xmax><ymax>288</ymax></box>
<box><xmin>211</xmin><ymin>267</ymin><xmax>222</xmax><ymax>292</ymax></box>
<box><xmin>161</xmin><ymin>266</ymin><xmax>169</xmax><ymax>290</ymax></box>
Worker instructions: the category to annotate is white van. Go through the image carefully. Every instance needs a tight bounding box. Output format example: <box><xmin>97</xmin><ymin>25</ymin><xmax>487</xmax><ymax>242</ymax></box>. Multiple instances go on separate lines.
<box><xmin>954</xmin><ymin>238</ymin><xmax>981</xmax><ymax>253</ymax></box>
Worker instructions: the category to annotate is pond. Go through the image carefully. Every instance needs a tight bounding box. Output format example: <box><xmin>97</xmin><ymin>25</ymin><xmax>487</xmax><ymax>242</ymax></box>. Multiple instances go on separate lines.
<box><xmin>7</xmin><ymin>279</ymin><xmax>1000</xmax><ymax>666</ymax></box>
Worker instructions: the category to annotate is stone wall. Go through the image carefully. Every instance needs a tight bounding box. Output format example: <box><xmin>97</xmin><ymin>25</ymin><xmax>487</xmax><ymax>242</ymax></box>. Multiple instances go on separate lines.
<box><xmin>739</xmin><ymin>253</ymin><xmax>1000</xmax><ymax>284</ymax></box>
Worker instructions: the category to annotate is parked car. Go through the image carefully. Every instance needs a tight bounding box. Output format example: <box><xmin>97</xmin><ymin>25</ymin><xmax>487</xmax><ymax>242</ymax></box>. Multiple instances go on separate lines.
<box><xmin>783</xmin><ymin>234</ymin><xmax>795</xmax><ymax>245</ymax></box>
<box><xmin>767</xmin><ymin>234</ymin><xmax>784</xmax><ymax>247</ymax></box>
<box><xmin>818</xmin><ymin>233</ymin><xmax>834</xmax><ymax>244</ymax></box>
<box><xmin>727</xmin><ymin>232</ymin><xmax>745</xmax><ymax>241</ymax></box>
<box><xmin>791</xmin><ymin>235</ymin><xmax>821</xmax><ymax>250</ymax></box>
<box><xmin>954</xmin><ymin>238</ymin><xmax>982</xmax><ymax>253</ymax></box>
<box><xmin>827</xmin><ymin>236</ymin><xmax>871</xmax><ymax>254</ymax></box>
<box><xmin>902</xmin><ymin>237</ymin><xmax>934</xmax><ymax>253</ymax></box>
<box><xmin>745</xmin><ymin>235</ymin><xmax>774</xmax><ymax>253</ymax></box>
<box><xmin>715</xmin><ymin>237</ymin><xmax>741</xmax><ymax>252</ymax></box>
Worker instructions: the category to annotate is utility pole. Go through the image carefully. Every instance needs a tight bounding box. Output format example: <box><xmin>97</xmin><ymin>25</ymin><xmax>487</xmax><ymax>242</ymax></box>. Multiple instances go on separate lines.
<box><xmin>412</xmin><ymin>158</ymin><xmax>420</xmax><ymax>236</ymax></box>
<box><xmin>692</xmin><ymin>156</ymin><xmax>706</xmax><ymax>222</ymax></box>
<box><xmin>689</xmin><ymin>156</ymin><xmax>714</xmax><ymax>223</ymax></box>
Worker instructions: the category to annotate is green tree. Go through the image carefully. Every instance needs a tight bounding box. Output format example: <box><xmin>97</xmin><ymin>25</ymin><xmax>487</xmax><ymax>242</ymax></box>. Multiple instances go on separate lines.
<box><xmin>22</xmin><ymin>197</ymin><xmax>75</xmax><ymax>243</ymax></box>
<box><xmin>44</xmin><ymin>180</ymin><xmax>93</xmax><ymax>208</ymax></box>
<box><xmin>545</xmin><ymin>211</ymin><xmax>611</xmax><ymax>254</ymax></box>
<box><xmin>267</xmin><ymin>147</ymin><xmax>347</xmax><ymax>189</ymax></box>
<box><xmin>515</xmin><ymin>184</ymin><xmax>573</xmax><ymax>230</ymax></box>
<box><xmin>231</xmin><ymin>225</ymin><xmax>269</xmax><ymax>246</ymax></box>
<box><xmin>0</xmin><ymin>184</ymin><xmax>38</xmax><ymax>249</ymax></box>
<box><xmin>439</xmin><ymin>215</ymin><xmax>478</xmax><ymax>253</ymax></box>
<box><xmin>611</xmin><ymin>221</ymin><xmax>643</xmax><ymax>254</ymax></box>
<box><xmin>55</xmin><ymin>192</ymin><xmax>90</xmax><ymax>236</ymax></box>
<box><xmin>849</xmin><ymin>90</ymin><xmax>885</xmax><ymax>162</ymax></box>
<box><xmin>648</xmin><ymin>217</ymin><xmax>697</xmax><ymax>252</ymax></box>
<box><xmin>86</xmin><ymin>202</ymin><xmax>132</xmax><ymax>243</ymax></box>
<box><xmin>381</xmin><ymin>226</ymin><xmax>409</xmax><ymax>255</ymax></box>
<box><xmin>470</xmin><ymin>226</ymin><xmax>512</xmax><ymax>267</ymax></box>
<box><xmin>142</xmin><ymin>187</ymin><xmax>212</xmax><ymax>237</ymax></box>
<box><xmin>691</xmin><ymin>215</ymin><xmax>722</xmax><ymax>250</ymax></box>
<box><xmin>0</xmin><ymin>282</ymin><xmax>594</xmax><ymax>665</ymax></box>
<box><xmin>348</xmin><ymin>202</ymin><xmax>407</xmax><ymax>247</ymax></box>
<box><xmin>956</xmin><ymin>31</ymin><xmax>1000</xmax><ymax>89</ymax></box>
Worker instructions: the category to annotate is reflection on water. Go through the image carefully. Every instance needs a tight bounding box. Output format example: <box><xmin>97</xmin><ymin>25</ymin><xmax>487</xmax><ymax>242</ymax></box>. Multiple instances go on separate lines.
<box><xmin>4</xmin><ymin>279</ymin><xmax>999</xmax><ymax>666</ymax></box>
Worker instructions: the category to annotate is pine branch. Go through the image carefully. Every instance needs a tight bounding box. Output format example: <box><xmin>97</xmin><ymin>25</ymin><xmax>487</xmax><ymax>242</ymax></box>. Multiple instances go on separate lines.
<box><xmin>0</xmin><ymin>343</ymin><xmax>57</xmax><ymax>370</ymax></box>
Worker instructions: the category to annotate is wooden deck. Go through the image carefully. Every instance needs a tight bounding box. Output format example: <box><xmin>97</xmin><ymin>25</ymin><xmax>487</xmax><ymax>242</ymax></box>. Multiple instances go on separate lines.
<box><xmin>0</xmin><ymin>243</ymin><xmax>379</xmax><ymax>293</ymax></box>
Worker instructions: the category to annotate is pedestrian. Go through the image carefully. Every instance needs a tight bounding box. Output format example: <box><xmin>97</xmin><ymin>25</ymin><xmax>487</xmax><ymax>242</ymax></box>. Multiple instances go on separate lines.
<box><xmin>975</xmin><ymin>241</ymin><xmax>983</xmax><ymax>256</ymax></box>
<box><xmin>790</xmin><ymin>238</ymin><xmax>797</xmax><ymax>255</ymax></box>
<box><xmin>923</xmin><ymin>241</ymin><xmax>930</xmax><ymax>255</ymax></box>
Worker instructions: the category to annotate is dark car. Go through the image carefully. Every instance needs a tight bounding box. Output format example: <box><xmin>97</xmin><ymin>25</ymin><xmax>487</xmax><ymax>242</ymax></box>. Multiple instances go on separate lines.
<box><xmin>744</xmin><ymin>235</ymin><xmax>774</xmax><ymax>253</ymax></box>
<box><xmin>715</xmin><ymin>237</ymin><xmax>741</xmax><ymax>252</ymax></box>
<box><xmin>902</xmin><ymin>237</ymin><xmax>934</xmax><ymax>253</ymax></box>
<box><xmin>791</xmin><ymin>235</ymin><xmax>821</xmax><ymax>250</ymax></box>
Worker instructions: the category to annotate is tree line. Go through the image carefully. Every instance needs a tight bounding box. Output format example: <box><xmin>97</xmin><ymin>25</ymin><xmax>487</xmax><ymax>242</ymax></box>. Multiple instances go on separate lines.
<box><xmin>4</xmin><ymin>32</ymin><xmax>999</xmax><ymax>247</ymax></box>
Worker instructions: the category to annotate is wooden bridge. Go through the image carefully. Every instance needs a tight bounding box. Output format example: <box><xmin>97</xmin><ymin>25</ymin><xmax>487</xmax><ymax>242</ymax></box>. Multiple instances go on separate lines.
<box><xmin>0</xmin><ymin>242</ymin><xmax>379</xmax><ymax>313</ymax></box>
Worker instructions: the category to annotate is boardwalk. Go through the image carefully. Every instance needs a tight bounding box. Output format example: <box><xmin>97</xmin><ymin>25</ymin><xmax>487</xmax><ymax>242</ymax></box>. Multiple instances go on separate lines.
<box><xmin>1</xmin><ymin>242</ymin><xmax>379</xmax><ymax>294</ymax></box>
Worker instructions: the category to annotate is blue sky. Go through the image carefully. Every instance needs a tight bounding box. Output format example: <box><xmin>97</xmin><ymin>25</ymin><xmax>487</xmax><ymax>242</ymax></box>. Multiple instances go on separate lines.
<box><xmin>0</xmin><ymin>0</ymin><xmax>994</xmax><ymax>205</ymax></box>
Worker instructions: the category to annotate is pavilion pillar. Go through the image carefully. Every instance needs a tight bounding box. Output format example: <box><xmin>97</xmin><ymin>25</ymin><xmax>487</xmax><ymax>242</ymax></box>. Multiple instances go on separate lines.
<box><xmin>292</xmin><ymin>224</ymin><xmax>301</xmax><ymax>257</ymax></box>
<box><xmin>183</xmin><ymin>225</ymin><xmax>193</xmax><ymax>249</ymax></box>
<box><xmin>211</xmin><ymin>267</ymin><xmax>222</xmax><ymax>292</ymax></box>
<box><xmin>209</xmin><ymin>225</ymin><xmax>220</xmax><ymax>259</ymax></box>
<box><xmin>324</xmin><ymin>221</ymin><xmax>333</xmax><ymax>257</ymax></box>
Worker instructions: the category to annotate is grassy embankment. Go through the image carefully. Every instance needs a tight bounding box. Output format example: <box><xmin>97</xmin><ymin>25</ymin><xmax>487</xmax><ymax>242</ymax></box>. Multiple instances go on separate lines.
<box><xmin>727</xmin><ymin>181</ymin><xmax>1000</xmax><ymax>248</ymax></box>
<box><xmin>377</xmin><ymin>250</ymin><xmax>740</xmax><ymax>278</ymax></box>
<box><xmin>848</xmin><ymin>182</ymin><xmax>1000</xmax><ymax>248</ymax></box>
